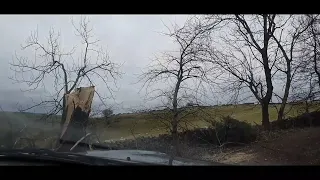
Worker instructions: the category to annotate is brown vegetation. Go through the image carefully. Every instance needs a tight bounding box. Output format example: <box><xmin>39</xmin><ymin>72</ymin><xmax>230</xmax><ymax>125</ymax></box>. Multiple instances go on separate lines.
<box><xmin>101</xmin><ymin>112</ymin><xmax>320</xmax><ymax>164</ymax></box>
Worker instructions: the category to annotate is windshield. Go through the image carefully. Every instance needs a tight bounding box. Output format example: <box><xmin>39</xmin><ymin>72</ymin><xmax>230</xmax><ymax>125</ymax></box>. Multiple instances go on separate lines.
<box><xmin>1</xmin><ymin>14</ymin><xmax>320</xmax><ymax>165</ymax></box>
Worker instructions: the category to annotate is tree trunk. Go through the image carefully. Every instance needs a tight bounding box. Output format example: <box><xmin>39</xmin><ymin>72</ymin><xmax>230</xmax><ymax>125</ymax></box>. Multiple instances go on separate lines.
<box><xmin>277</xmin><ymin>105</ymin><xmax>285</xmax><ymax>122</ymax></box>
<box><xmin>260</xmin><ymin>15</ymin><xmax>273</xmax><ymax>131</ymax></box>
<box><xmin>169</xmin><ymin>77</ymin><xmax>182</xmax><ymax>165</ymax></box>
<box><xmin>55</xmin><ymin>95</ymin><xmax>67</xmax><ymax>149</ymax></box>
<box><xmin>277</xmin><ymin>74</ymin><xmax>291</xmax><ymax>121</ymax></box>
<box><xmin>60</xmin><ymin>95</ymin><xmax>67</xmax><ymax>129</ymax></box>
<box><xmin>304</xmin><ymin>100</ymin><xmax>310</xmax><ymax>113</ymax></box>
<box><xmin>261</xmin><ymin>102</ymin><xmax>271</xmax><ymax>131</ymax></box>
<box><xmin>169</xmin><ymin>114</ymin><xmax>179</xmax><ymax>165</ymax></box>
<box><xmin>277</xmin><ymin>41</ymin><xmax>292</xmax><ymax>121</ymax></box>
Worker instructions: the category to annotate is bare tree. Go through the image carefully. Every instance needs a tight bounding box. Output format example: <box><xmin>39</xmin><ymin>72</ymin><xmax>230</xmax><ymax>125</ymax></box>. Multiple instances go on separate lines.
<box><xmin>308</xmin><ymin>15</ymin><xmax>320</xmax><ymax>88</ymax></box>
<box><xmin>298</xmin><ymin>15</ymin><xmax>320</xmax><ymax>88</ymax></box>
<box><xmin>139</xmin><ymin>17</ymin><xmax>220</xmax><ymax>165</ymax></box>
<box><xmin>291</xmin><ymin>71</ymin><xmax>320</xmax><ymax>114</ymax></box>
<box><xmin>206</xmin><ymin>14</ymin><xmax>278</xmax><ymax>130</ymax></box>
<box><xmin>102</xmin><ymin>107</ymin><xmax>114</xmax><ymax>124</ymax></box>
<box><xmin>284</xmin><ymin>14</ymin><xmax>320</xmax><ymax>114</ymax></box>
<box><xmin>10</xmin><ymin>17</ymin><xmax>121</xmax><ymax>144</ymax></box>
<box><xmin>270</xmin><ymin>15</ymin><xmax>316</xmax><ymax>121</ymax></box>
<box><xmin>102</xmin><ymin>108</ymin><xmax>114</xmax><ymax>118</ymax></box>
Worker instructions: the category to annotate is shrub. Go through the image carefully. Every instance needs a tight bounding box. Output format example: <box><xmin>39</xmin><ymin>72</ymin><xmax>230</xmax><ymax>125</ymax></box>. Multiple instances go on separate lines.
<box><xmin>271</xmin><ymin>111</ymin><xmax>320</xmax><ymax>130</ymax></box>
<box><xmin>214</xmin><ymin>116</ymin><xmax>257</xmax><ymax>145</ymax></box>
<box><xmin>102</xmin><ymin>108</ymin><xmax>114</xmax><ymax>124</ymax></box>
<box><xmin>0</xmin><ymin>131</ymin><xmax>14</xmax><ymax>148</ymax></box>
<box><xmin>102</xmin><ymin>116</ymin><xmax>258</xmax><ymax>153</ymax></box>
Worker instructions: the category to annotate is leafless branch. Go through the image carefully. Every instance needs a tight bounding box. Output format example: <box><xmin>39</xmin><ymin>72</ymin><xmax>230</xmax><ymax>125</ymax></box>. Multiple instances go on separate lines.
<box><xmin>10</xmin><ymin>16</ymin><xmax>121</xmax><ymax>145</ymax></box>
<box><xmin>139</xmin><ymin>16</ymin><xmax>223</xmax><ymax>165</ymax></box>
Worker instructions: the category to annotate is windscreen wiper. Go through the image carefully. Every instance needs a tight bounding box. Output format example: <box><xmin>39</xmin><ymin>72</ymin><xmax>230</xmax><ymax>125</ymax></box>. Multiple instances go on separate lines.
<box><xmin>57</xmin><ymin>139</ymin><xmax>117</xmax><ymax>153</ymax></box>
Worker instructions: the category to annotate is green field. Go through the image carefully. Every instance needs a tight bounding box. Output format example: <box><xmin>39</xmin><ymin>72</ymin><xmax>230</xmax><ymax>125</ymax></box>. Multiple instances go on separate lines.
<box><xmin>0</xmin><ymin>103</ymin><xmax>318</xmax><ymax>147</ymax></box>
<box><xmin>92</xmin><ymin>103</ymin><xmax>318</xmax><ymax>141</ymax></box>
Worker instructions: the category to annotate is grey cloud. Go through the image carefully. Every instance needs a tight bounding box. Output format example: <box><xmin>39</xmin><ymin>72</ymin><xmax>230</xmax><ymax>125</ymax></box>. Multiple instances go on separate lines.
<box><xmin>0</xmin><ymin>15</ymin><xmax>190</xmax><ymax>114</ymax></box>
<box><xmin>0</xmin><ymin>15</ymin><xmax>288</xmax><ymax>115</ymax></box>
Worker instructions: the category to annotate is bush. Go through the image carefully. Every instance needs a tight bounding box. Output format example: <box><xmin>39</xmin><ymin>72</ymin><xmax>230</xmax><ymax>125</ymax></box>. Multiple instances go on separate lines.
<box><xmin>0</xmin><ymin>131</ymin><xmax>14</xmax><ymax>148</ymax></box>
<box><xmin>215</xmin><ymin>116</ymin><xmax>257</xmax><ymax>144</ymax></box>
<box><xmin>177</xmin><ymin>116</ymin><xmax>258</xmax><ymax>146</ymax></box>
<box><xmin>178</xmin><ymin>128</ymin><xmax>218</xmax><ymax>145</ymax></box>
<box><xmin>271</xmin><ymin>111</ymin><xmax>320</xmax><ymax>130</ymax></box>
<box><xmin>102</xmin><ymin>116</ymin><xmax>258</xmax><ymax>152</ymax></box>
<box><xmin>102</xmin><ymin>108</ymin><xmax>114</xmax><ymax>124</ymax></box>
<box><xmin>0</xmin><ymin>130</ymin><xmax>36</xmax><ymax>149</ymax></box>
<box><xmin>100</xmin><ymin>113</ymin><xmax>320</xmax><ymax>155</ymax></box>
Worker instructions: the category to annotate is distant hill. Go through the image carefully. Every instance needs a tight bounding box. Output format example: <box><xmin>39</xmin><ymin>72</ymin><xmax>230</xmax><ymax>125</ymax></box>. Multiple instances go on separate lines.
<box><xmin>0</xmin><ymin>111</ymin><xmax>61</xmax><ymax>133</ymax></box>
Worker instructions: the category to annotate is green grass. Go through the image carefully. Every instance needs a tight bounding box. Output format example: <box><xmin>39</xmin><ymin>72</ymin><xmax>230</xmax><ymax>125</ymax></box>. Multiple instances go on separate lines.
<box><xmin>0</xmin><ymin>103</ymin><xmax>318</xmax><ymax>146</ymax></box>
<box><xmin>92</xmin><ymin>103</ymin><xmax>319</xmax><ymax>141</ymax></box>
<box><xmin>0</xmin><ymin>111</ymin><xmax>61</xmax><ymax>148</ymax></box>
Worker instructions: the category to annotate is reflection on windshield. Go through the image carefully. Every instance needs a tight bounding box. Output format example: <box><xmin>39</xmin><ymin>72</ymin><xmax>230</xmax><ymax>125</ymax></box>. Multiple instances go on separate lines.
<box><xmin>1</xmin><ymin>14</ymin><xmax>320</xmax><ymax>165</ymax></box>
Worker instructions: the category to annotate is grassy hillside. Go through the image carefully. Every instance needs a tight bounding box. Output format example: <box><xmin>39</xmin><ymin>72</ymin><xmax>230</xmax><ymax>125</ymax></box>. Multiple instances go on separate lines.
<box><xmin>92</xmin><ymin>103</ymin><xmax>318</xmax><ymax>141</ymax></box>
<box><xmin>0</xmin><ymin>111</ymin><xmax>61</xmax><ymax>148</ymax></box>
<box><xmin>0</xmin><ymin>103</ymin><xmax>318</xmax><ymax>147</ymax></box>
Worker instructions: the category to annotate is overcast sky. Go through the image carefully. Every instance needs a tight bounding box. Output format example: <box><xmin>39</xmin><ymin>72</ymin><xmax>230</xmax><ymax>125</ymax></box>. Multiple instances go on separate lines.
<box><xmin>0</xmin><ymin>15</ymin><xmax>287</xmax><ymax>115</ymax></box>
<box><xmin>0</xmin><ymin>15</ymin><xmax>195</xmax><ymax>113</ymax></box>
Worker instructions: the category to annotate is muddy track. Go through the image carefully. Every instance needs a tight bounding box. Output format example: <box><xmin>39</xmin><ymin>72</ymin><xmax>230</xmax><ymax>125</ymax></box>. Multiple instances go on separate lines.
<box><xmin>207</xmin><ymin>127</ymin><xmax>320</xmax><ymax>165</ymax></box>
